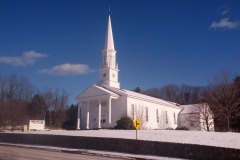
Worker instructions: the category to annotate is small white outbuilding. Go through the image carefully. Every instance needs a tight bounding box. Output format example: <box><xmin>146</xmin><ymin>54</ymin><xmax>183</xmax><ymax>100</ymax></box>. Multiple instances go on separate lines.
<box><xmin>178</xmin><ymin>104</ymin><xmax>214</xmax><ymax>131</ymax></box>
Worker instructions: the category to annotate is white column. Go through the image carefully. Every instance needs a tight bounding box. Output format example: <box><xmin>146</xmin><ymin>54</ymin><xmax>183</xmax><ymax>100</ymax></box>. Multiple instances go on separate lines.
<box><xmin>108</xmin><ymin>98</ymin><xmax>112</xmax><ymax>126</ymax></box>
<box><xmin>86</xmin><ymin>101</ymin><xmax>89</xmax><ymax>129</ymax></box>
<box><xmin>98</xmin><ymin>100</ymin><xmax>102</xmax><ymax>128</ymax></box>
<box><xmin>77</xmin><ymin>103</ymin><xmax>81</xmax><ymax>129</ymax></box>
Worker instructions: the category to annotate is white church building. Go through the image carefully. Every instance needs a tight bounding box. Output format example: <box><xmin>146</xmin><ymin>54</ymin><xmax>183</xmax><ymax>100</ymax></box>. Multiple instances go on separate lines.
<box><xmin>76</xmin><ymin>13</ymin><xmax>183</xmax><ymax>130</ymax></box>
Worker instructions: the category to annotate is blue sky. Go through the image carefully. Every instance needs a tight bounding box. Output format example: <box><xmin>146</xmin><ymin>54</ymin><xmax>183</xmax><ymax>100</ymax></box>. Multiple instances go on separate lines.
<box><xmin>1</xmin><ymin>0</ymin><xmax>240</xmax><ymax>104</ymax></box>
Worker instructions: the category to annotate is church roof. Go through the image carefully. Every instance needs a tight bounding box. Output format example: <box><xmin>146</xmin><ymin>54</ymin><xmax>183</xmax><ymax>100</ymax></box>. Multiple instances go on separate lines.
<box><xmin>180</xmin><ymin>104</ymin><xmax>203</xmax><ymax>114</ymax></box>
<box><xmin>76</xmin><ymin>85</ymin><xmax>119</xmax><ymax>100</ymax></box>
<box><xmin>94</xmin><ymin>85</ymin><xmax>119</xmax><ymax>97</ymax></box>
<box><xmin>101</xmin><ymin>84</ymin><xmax>182</xmax><ymax>109</ymax></box>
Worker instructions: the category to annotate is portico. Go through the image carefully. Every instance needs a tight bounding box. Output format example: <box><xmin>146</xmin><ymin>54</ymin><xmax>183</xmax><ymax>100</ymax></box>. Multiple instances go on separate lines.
<box><xmin>76</xmin><ymin>85</ymin><xmax>119</xmax><ymax>129</ymax></box>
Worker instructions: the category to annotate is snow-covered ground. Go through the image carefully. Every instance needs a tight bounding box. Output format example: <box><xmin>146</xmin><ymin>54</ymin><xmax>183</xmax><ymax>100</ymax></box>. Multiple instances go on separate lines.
<box><xmin>10</xmin><ymin>130</ymin><xmax>240</xmax><ymax>149</ymax></box>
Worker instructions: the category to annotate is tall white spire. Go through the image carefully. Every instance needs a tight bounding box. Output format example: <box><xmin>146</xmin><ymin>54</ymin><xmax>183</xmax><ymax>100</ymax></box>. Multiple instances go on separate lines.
<box><xmin>99</xmin><ymin>12</ymin><xmax>120</xmax><ymax>89</ymax></box>
<box><xmin>102</xmin><ymin>12</ymin><xmax>117</xmax><ymax>69</ymax></box>
<box><xmin>104</xmin><ymin>14</ymin><xmax>115</xmax><ymax>50</ymax></box>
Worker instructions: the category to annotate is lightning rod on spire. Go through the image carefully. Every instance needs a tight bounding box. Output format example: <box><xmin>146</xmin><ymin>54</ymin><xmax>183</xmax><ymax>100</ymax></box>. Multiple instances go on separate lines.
<box><xmin>108</xmin><ymin>6</ymin><xmax>111</xmax><ymax>15</ymax></box>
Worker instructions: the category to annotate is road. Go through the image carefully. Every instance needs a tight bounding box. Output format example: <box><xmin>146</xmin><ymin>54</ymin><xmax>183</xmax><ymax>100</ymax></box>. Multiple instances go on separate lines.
<box><xmin>0</xmin><ymin>145</ymin><xmax>130</xmax><ymax>160</ymax></box>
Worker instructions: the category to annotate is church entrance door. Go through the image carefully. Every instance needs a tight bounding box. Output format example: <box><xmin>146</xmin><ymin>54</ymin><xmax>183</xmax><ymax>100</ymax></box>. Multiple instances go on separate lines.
<box><xmin>101</xmin><ymin>103</ymin><xmax>107</xmax><ymax>128</ymax></box>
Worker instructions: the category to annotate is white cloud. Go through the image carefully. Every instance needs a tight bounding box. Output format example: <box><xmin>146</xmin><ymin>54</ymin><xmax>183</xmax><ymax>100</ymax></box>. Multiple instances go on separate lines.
<box><xmin>210</xmin><ymin>18</ymin><xmax>240</xmax><ymax>29</ymax></box>
<box><xmin>39</xmin><ymin>63</ymin><xmax>92</xmax><ymax>76</ymax></box>
<box><xmin>221</xmin><ymin>7</ymin><xmax>230</xmax><ymax>16</ymax></box>
<box><xmin>0</xmin><ymin>50</ymin><xmax>47</xmax><ymax>66</ymax></box>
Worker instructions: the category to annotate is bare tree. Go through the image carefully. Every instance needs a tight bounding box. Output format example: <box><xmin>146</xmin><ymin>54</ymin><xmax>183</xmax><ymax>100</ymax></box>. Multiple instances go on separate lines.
<box><xmin>26</xmin><ymin>88</ymin><xmax>55</xmax><ymax>129</ymax></box>
<box><xmin>141</xmin><ymin>84</ymin><xmax>204</xmax><ymax>105</ymax></box>
<box><xmin>142</xmin><ymin>87</ymin><xmax>162</xmax><ymax>98</ymax></box>
<box><xmin>52</xmin><ymin>89</ymin><xmax>68</xmax><ymax>129</ymax></box>
<box><xmin>41</xmin><ymin>88</ymin><xmax>54</xmax><ymax>121</ymax></box>
<box><xmin>177</xmin><ymin>85</ymin><xmax>204</xmax><ymax>105</ymax></box>
<box><xmin>0</xmin><ymin>76</ymin><xmax>6</xmax><ymax>128</ymax></box>
<box><xmin>178</xmin><ymin>85</ymin><xmax>192</xmax><ymax>104</ymax></box>
<box><xmin>231</xmin><ymin>76</ymin><xmax>240</xmax><ymax>131</ymax></box>
<box><xmin>135</xmin><ymin>107</ymin><xmax>147</xmax><ymax>129</ymax></box>
<box><xmin>158</xmin><ymin>110</ymin><xmax>168</xmax><ymax>129</ymax></box>
<box><xmin>0</xmin><ymin>74</ymin><xmax>34</xmax><ymax>131</ymax></box>
<box><xmin>204</xmin><ymin>71</ymin><xmax>240</xmax><ymax>132</ymax></box>
<box><xmin>27</xmin><ymin>94</ymin><xmax>46</xmax><ymax>120</ymax></box>
<box><xmin>132</xmin><ymin>87</ymin><xmax>141</xmax><ymax>93</ymax></box>
<box><xmin>129</xmin><ymin>105</ymin><xmax>147</xmax><ymax>129</ymax></box>
<box><xmin>186</xmin><ymin>104</ymin><xmax>214</xmax><ymax>131</ymax></box>
<box><xmin>160</xmin><ymin>84</ymin><xmax>179</xmax><ymax>102</ymax></box>
<box><xmin>0</xmin><ymin>74</ymin><xmax>71</xmax><ymax>131</ymax></box>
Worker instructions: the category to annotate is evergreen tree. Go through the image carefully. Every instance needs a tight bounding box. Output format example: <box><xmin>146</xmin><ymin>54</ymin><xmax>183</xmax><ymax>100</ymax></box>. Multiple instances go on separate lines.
<box><xmin>114</xmin><ymin>116</ymin><xmax>134</xmax><ymax>130</ymax></box>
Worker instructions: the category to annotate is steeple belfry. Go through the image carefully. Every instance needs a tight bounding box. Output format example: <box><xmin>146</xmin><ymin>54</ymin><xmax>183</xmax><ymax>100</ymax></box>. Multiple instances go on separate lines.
<box><xmin>99</xmin><ymin>12</ymin><xmax>120</xmax><ymax>89</ymax></box>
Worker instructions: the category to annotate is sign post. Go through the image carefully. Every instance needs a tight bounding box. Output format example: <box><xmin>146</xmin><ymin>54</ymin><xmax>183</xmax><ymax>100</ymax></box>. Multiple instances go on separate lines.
<box><xmin>133</xmin><ymin>118</ymin><xmax>141</xmax><ymax>140</ymax></box>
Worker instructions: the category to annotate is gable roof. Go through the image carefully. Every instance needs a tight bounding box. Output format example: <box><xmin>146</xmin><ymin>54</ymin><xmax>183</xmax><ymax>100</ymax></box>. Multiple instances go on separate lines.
<box><xmin>76</xmin><ymin>84</ymin><xmax>182</xmax><ymax>109</ymax></box>
<box><xmin>76</xmin><ymin>85</ymin><xmax>119</xmax><ymax>100</ymax></box>
<box><xmin>180</xmin><ymin>104</ymin><xmax>204</xmax><ymax>114</ymax></box>
<box><xmin>101</xmin><ymin>84</ymin><xmax>182</xmax><ymax>109</ymax></box>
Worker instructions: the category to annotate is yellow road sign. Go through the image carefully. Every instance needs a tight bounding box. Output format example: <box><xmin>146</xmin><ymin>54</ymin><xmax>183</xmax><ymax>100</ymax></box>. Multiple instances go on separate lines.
<box><xmin>134</xmin><ymin>118</ymin><xmax>141</xmax><ymax>130</ymax></box>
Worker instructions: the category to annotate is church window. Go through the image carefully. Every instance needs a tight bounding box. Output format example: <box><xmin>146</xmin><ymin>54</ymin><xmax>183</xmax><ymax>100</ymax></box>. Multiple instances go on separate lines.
<box><xmin>173</xmin><ymin>113</ymin><xmax>177</xmax><ymax>124</ymax></box>
<box><xmin>145</xmin><ymin>107</ymin><xmax>148</xmax><ymax>122</ymax></box>
<box><xmin>156</xmin><ymin>109</ymin><xmax>159</xmax><ymax>123</ymax></box>
<box><xmin>131</xmin><ymin>104</ymin><xmax>134</xmax><ymax>120</ymax></box>
<box><xmin>165</xmin><ymin>111</ymin><xmax>168</xmax><ymax>124</ymax></box>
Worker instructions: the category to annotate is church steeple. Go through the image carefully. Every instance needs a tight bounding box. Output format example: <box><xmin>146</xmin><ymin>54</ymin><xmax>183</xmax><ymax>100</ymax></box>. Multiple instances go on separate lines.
<box><xmin>102</xmin><ymin>13</ymin><xmax>117</xmax><ymax>69</ymax></box>
<box><xmin>104</xmin><ymin>14</ymin><xmax>115</xmax><ymax>51</ymax></box>
<box><xmin>99</xmin><ymin>12</ymin><xmax>120</xmax><ymax>89</ymax></box>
